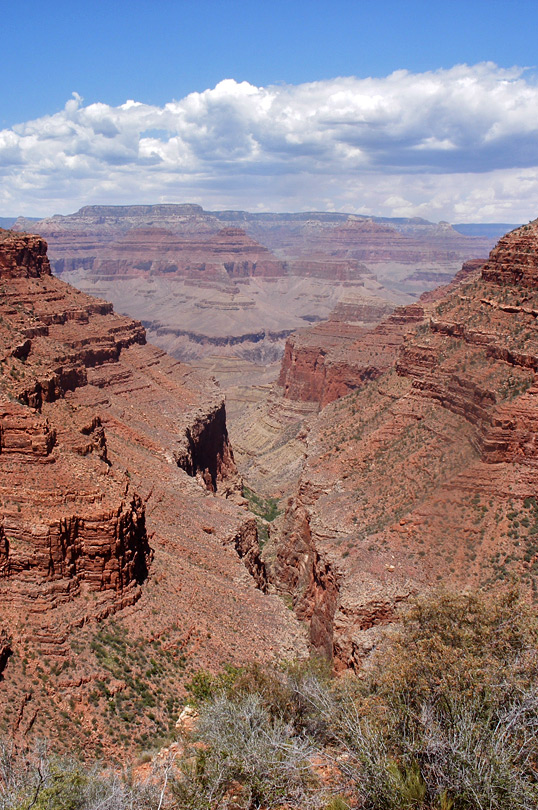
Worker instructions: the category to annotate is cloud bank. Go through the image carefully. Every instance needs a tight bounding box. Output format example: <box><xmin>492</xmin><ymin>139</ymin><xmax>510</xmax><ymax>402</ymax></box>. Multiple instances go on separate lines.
<box><xmin>2</xmin><ymin>63</ymin><xmax>538</xmax><ymax>221</ymax></box>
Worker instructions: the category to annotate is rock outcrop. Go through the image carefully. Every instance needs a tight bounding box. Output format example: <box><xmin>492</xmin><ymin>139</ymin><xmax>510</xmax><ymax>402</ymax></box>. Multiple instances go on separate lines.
<box><xmin>270</xmin><ymin>219</ymin><xmax>538</xmax><ymax>669</ymax></box>
<box><xmin>0</xmin><ymin>232</ymin><xmax>151</xmax><ymax>621</ymax></box>
<box><xmin>173</xmin><ymin>401</ymin><xmax>237</xmax><ymax>493</ymax></box>
<box><xmin>278</xmin><ymin>299</ymin><xmax>425</xmax><ymax>408</ymax></box>
<box><xmin>0</xmin><ymin>229</ymin><xmax>52</xmax><ymax>278</ymax></box>
<box><xmin>482</xmin><ymin>222</ymin><xmax>538</xmax><ymax>286</ymax></box>
<box><xmin>0</xmin><ymin>229</ymin><xmax>306</xmax><ymax>753</ymax></box>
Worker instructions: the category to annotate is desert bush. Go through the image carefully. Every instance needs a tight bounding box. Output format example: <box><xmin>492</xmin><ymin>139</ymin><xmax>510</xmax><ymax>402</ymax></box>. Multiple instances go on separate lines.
<box><xmin>317</xmin><ymin>589</ymin><xmax>538</xmax><ymax>810</ymax></box>
<box><xmin>0</xmin><ymin>741</ymin><xmax>164</xmax><ymax>810</ymax></box>
<box><xmin>185</xmin><ymin>656</ymin><xmax>333</xmax><ymax>742</ymax></box>
<box><xmin>180</xmin><ymin>592</ymin><xmax>538</xmax><ymax>808</ymax></box>
<box><xmin>172</xmin><ymin>692</ymin><xmax>323</xmax><ymax>809</ymax></box>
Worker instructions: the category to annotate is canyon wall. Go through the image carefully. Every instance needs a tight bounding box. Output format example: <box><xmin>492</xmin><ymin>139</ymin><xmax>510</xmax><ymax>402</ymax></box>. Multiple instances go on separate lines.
<box><xmin>278</xmin><ymin>300</ymin><xmax>426</xmax><ymax>408</ymax></box>
<box><xmin>0</xmin><ymin>229</ymin><xmax>306</xmax><ymax>753</ymax></box>
<box><xmin>270</xmin><ymin>220</ymin><xmax>538</xmax><ymax>668</ymax></box>
<box><xmin>13</xmin><ymin>205</ymin><xmax>493</xmax><ymax>380</ymax></box>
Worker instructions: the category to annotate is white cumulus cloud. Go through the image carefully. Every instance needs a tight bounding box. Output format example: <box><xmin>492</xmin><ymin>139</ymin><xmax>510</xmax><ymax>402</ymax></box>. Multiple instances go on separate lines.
<box><xmin>2</xmin><ymin>63</ymin><xmax>538</xmax><ymax>221</ymax></box>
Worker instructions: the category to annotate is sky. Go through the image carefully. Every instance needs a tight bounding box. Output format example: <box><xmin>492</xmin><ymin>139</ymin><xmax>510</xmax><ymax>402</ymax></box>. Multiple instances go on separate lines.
<box><xmin>2</xmin><ymin>0</ymin><xmax>538</xmax><ymax>222</ymax></box>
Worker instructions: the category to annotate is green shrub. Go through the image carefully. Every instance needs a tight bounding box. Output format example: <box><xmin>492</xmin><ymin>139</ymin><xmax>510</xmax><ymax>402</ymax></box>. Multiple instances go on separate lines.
<box><xmin>319</xmin><ymin>590</ymin><xmax>538</xmax><ymax>809</ymax></box>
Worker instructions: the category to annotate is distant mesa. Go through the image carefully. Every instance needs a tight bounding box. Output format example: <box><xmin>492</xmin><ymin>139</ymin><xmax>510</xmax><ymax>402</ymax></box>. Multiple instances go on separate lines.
<box><xmin>12</xmin><ymin>203</ymin><xmax>496</xmax><ymax>370</ymax></box>
<box><xmin>452</xmin><ymin>222</ymin><xmax>521</xmax><ymax>239</ymax></box>
<box><xmin>81</xmin><ymin>225</ymin><xmax>289</xmax><ymax>281</ymax></box>
<box><xmin>14</xmin><ymin>203</ymin><xmax>495</xmax><ymax>286</ymax></box>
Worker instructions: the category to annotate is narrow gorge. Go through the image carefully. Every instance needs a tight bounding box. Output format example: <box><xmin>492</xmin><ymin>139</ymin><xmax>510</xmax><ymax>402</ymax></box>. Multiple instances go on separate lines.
<box><xmin>263</xmin><ymin>220</ymin><xmax>538</xmax><ymax>669</ymax></box>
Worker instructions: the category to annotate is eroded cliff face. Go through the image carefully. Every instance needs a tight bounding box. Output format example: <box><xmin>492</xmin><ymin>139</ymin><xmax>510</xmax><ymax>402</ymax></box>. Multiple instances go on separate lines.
<box><xmin>0</xmin><ymin>230</ymin><xmax>306</xmax><ymax>753</ymax></box>
<box><xmin>271</xmin><ymin>220</ymin><xmax>538</xmax><ymax>668</ymax></box>
<box><xmin>16</xmin><ymin>205</ymin><xmax>493</xmax><ymax>285</ymax></box>
<box><xmin>278</xmin><ymin>300</ymin><xmax>425</xmax><ymax>408</ymax></box>
<box><xmin>0</xmin><ymin>230</ymin><xmax>52</xmax><ymax>278</ymax></box>
<box><xmin>15</xmin><ymin>204</ymin><xmax>492</xmax><ymax>385</ymax></box>
<box><xmin>273</xmin><ymin>496</ymin><xmax>339</xmax><ymax>657</ymax></box>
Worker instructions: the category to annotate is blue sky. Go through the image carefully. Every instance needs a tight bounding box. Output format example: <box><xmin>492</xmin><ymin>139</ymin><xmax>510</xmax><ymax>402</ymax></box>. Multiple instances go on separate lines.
<box><xmin>3</xmin><ymin>0</ymin><xmax>538</xmax><ymax>221</ymax></box>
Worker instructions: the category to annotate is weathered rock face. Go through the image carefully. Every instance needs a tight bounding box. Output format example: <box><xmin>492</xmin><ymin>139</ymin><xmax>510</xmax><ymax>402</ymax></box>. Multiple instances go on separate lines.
<box><xmin>273</xmin><ymin>497</ymin><xmax>339</xmax><ymax>657</ymax></box>
<box><xmin>0</xmin><ymin>422</ymin><xmax>149</xmax><ymax>603</ymax></box>
<box><xmin>13</xmin><ymin>205</ymin><xmax>494</xmax><ymax>386</ymax></box>
<box><xmin>270</xmin><ymin>219</ymin><xmax>538</xmax><ymax>668</ymax></box>
<box><xmin>0</xmin><ymin>230</ymin><xmax>52</xmax><ymax>278</ymax></box>
<box><xmin>0</xmin><ymin>229</ymin><xmax>307</xmax><ymax>753</ymax></box>
<box><xmin>0</xmin><ymin>233</ymin><xmax>152</xmax><ymax>620</ymax></box>
<box><xmin>278</xmin><ymin>299</ymin><xmax>425</xmax><ymax>408</ymax></box>
<box><xmin>82</xmin><ymin>226</ymin><xmax>288</xmax><ymax>281</ymax></box>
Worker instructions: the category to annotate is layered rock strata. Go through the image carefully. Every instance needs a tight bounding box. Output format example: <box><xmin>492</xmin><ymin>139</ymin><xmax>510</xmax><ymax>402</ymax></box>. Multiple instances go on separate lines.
<box><xmin>82</xmin><ymin>227</ymin><xmax>288</xmax><ymax>281</ymax></box>
<box><xmin>271</xmin><ymin>220</ymin><xmax>538</xmax><ymax>669</ymax></box>
<box><xmin>13</xmin><ymin>204</ymin><xmax>493</xmax><ymax>380</ymax></box>
<box><xmin>231</xmin><ymin>295</ymin><xmax>428</xmax><ymax>500</ymax></box>
<box><xmin>0</xmin><ymin>230</ymin><xmax>306</xmax><ymax>753</ymax></box>
<box><xmin>15</xmin><ymin>205</ymin><xmax>494</xmax><ymax>285</ymax></box>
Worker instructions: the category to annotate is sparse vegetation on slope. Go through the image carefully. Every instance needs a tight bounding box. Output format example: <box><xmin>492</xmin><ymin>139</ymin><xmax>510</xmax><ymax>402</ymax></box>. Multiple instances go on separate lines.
<box><xmin>243</xmin><ymin>485</ymin><xmax>282</xmax><ymax>546</ymax></box>
<box><xmin>3</xmin><ymin>590</ymin><xmax>536</xmax><ymax>809</ymax></box>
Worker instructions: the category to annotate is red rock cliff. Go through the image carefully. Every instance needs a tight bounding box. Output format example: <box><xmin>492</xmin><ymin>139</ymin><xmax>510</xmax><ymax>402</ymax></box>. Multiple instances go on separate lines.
<box><xmin>0</xmin><ymin>229</ymin><xmax>307</xmax><ymax>753</ymax></box>
<box><xmin>272</xmin><ymin>221</ymin><xmax>538</xmax><ymax>668</ymax></box>
<box><xmin>0</xmin><ymin>629</ymin><xmax>11</xmax><ymax>679</ymax></box>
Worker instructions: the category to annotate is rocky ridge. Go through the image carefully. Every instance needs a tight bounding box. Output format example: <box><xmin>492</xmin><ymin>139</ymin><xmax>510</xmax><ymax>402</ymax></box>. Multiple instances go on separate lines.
<box><xmin>268</xmin><ymin>220</ymin><xmax>538</xmax><ymax>668</ymax></box>
<box><xmin>0</xmin><ymin>230</ymin><xmax>306</xmax><ymax>754</ymax></box>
